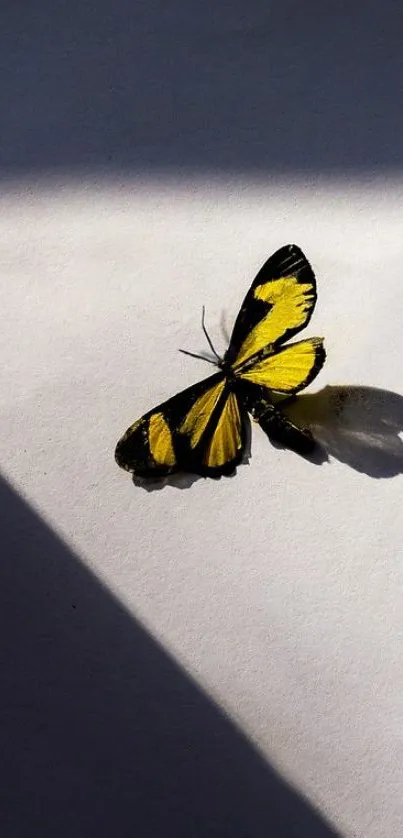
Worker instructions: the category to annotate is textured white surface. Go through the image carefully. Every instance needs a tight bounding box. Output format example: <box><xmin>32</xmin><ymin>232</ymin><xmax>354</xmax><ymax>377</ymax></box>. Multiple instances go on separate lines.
<box><xmin>1</xmin><ymin>176</ymin><xmax>403</xmax><ymax>837</ymax></box>
<box><xmin>2</xmin><ymin>0</ymin><xmax>403</xmax><ymax>834</ymax></box>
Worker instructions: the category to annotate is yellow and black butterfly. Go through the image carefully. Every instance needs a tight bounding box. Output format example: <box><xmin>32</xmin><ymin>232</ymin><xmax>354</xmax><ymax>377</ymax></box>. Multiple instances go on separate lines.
<box><xmin>115</xmin><ymin>244</ymin><xmax>326</xmax><ymax>479</ymax></box>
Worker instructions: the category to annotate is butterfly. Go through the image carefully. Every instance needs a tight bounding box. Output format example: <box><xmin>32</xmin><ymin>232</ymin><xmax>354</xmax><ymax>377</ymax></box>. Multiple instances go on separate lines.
<box><xmin>115</xmin><ymin>244</ymin><xmax>326</xmax><ymax>479</ymax></box>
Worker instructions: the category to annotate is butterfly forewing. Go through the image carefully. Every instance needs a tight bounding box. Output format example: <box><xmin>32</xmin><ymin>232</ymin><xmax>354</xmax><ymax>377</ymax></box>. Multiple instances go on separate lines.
<box><xmin>226</xmin><ymin>244</ymin><xmax>317</xmax><ymax>369</ymax></box>
<box><xmin>115</xmin><ymin>372</ymin><xmax>247</xmax><ymax>478</ymax></box>
<box><xmin>115</xmin><ymin>372</ymin><xmax>220</xmax><ymax>475</ymax></box>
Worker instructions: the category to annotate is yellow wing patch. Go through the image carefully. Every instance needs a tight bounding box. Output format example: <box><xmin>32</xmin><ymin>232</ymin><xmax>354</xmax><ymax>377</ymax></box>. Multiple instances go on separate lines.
<box><xmin>203</xmin><ymin>392</ymin><xmax>242</xmax><ymax>468</ymax></box>
<box><xmin>179</xmin><ymin>379</ymin><xmax>225</xmax><ymax>448</ymax></box>
<box><xmin>148</xmin><ymin>412</ymin><xmax>176</xmax><ymax>466</ymax></box>
<box><xmin>234</xmin><ymin>276</ymin><xmax>315</xmax><ymax>367</ymax></box>
<box><xmin>238</xmin><ymin>338</ymin><xmax>324</xmax><ymax>393</ymax></box>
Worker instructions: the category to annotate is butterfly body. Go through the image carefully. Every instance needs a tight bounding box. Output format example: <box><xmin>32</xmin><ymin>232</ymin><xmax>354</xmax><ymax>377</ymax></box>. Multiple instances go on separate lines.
<box><xmin>115</xmin><ymin>245</ymin><xmax>326</xmax><ymax>479</ymax></box>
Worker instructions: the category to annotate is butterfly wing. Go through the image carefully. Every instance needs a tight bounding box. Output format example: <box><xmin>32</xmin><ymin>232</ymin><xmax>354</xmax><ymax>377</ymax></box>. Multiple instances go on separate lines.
<box><xmin>232</xmin><ymin>335</ymin><xmax>325</xmax><ymax>456</ymax></box>
<box><xmin>225</xmin><ymin>244</ymin><xmax>317</xmax><ymax>369</ymax></box>
<box><xmin>226</xmin><ymin>244</ymin><xmax>325</xmax><ymax>399</ymax></box>
<box><xmin>115</xmin><ymin>371</ymin><xmax>247</xmax><ymax>478</ymax></box>
<box><xmin>227</xmin><ymin>243</ymin><xmax>325</xmax><ymax>449</ymax></box>
<box><xmin>236</xmin><ymin>337</ymin><xmax>326</xmax><ymax>394</ymax></box>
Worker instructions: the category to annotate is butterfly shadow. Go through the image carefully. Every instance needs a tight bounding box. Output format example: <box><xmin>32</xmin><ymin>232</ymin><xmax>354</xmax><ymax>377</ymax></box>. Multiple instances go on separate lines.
<box><xmin>283</xmin><ymin>385</ymin><xmax>403</xmax><ymax>478</ymax></box>
<box><xmin>132</xmin><ymin>471</ymin><xmax>204</xmax><ymax>492</ymax></box>
<box><xmin>219</xmin><ymin>309</ymin><xmax>232</xmax><ymax>347</ymax></box>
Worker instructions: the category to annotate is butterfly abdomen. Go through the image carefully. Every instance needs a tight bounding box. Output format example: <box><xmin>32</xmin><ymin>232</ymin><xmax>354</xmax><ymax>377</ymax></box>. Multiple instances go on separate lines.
<box><xmin>252</xmin><ymin>398</ymin><xmax>316</xmax><ymax>456</ymax></box>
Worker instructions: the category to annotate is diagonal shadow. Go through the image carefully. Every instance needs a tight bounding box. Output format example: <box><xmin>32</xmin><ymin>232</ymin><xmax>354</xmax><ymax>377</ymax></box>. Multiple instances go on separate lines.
<box><xmin>0</xmin><ymin>474</ymin><xmax>341</xmax><ymax>837</ymax></box>
<box><xmin>283</xmin><ymin>385</ymin><xmax>403</xmax><ymax>478</ymax></box>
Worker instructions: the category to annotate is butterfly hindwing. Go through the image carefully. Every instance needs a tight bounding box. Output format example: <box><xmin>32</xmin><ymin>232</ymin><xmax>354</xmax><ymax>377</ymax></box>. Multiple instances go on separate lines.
<box><xmin>237</xmin><ymin>337</ymin><xmax>326</xmax><ymax>393</ymax></box>
<box><xmin>225</xmin><ymin>244</ymin><xmax>317</xmax><ymax>369</ymax></box>
<box><xmin>115</xmin><ymin>372</ymin><xmax>247</xmax><ymax>478</ymax></box>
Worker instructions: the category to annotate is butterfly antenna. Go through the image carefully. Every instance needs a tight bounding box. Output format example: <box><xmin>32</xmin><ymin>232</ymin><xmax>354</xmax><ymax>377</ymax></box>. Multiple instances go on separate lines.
<box><xmin>178</xmin><ymin>348</ymin><xmax>217</xmax><ymax>365</ymax></box>
<box><xmin>201</xmin><ymin>306</ymin><xmax>221</xmax><ymax>362</ymax></box>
